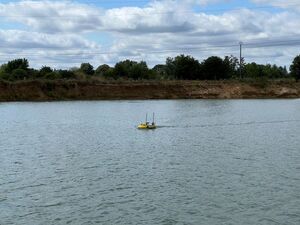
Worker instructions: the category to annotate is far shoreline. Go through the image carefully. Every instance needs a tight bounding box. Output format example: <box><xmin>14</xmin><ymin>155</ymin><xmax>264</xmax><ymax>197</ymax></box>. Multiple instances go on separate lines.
<box><xmin>0</xmin><ymin>79</ymin><xmax>299</xmax><ymax>102</ymax></box>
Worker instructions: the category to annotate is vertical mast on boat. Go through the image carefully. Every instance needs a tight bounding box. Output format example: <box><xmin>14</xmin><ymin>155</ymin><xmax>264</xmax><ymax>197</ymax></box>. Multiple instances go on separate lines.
<box><xmin>152</xmin><ymin>112</ymin><xmax>155</xmax><ymax>124</ymax></box>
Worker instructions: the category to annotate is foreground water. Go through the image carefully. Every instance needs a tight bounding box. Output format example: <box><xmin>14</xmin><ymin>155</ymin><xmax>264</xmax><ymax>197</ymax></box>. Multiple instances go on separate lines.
<box><xmin>0</xmin><ymin>100</ymin><xmax>299</xmax><ymax>225</ymax></box>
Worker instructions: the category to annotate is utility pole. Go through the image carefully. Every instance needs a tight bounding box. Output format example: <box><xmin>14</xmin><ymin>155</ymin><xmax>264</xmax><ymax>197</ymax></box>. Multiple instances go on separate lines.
<box><xmin>239</xmin><ymin>42</ymin><xmax>243</xmax><ymax>79</ymax></box>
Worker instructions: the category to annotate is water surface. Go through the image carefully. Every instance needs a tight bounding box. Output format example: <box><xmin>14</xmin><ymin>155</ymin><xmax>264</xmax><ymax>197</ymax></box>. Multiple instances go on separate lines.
<box><xmin>0</xmin><ymin>100</ymin><xmax>299</xmax><ymax>224</ymax></box>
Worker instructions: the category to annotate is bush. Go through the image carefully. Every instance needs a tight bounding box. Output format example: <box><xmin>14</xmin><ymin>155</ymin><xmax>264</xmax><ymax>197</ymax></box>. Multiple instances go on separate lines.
<box><xmin>44</xmin><ymin>72</ymin><xmax>61</xmax><ymax>80</ymax></box>
<box><xmin>80</xmin><ymin>63</ymin><xmax>94</xmax><ymax>75</ymax></box>
<box><xmin>57</xmin><ymin>70</ymin><xmax>76</xmax><ymax>79</ymax></box>
<box><xmin>0</xmin><ymin>72</ymin><xmax>9</xmax><ymax>80</ymax></box>
<box><xmin>95</xmin><ymin>64</ymin><xmax>110</xmax><ymax>76</ymax></box>
<box><xmin>102</xmin><ymin>68</ymin><xmax>116</xmax><ymax>79</ymax></box>
<box><xmin>39</xmin><ymin>66</ymin><xmax>53</xmax><ymax>77</ymax></box>
<box><xmin>152</xmin><ymin>64</ymin><xmax>167</xmax><ymax>79</ymax></box>
<box><xmin>12</xmin><ymin>69</ymin><xmax>28</xmax><ymax>80</ymax></box>
<box><xmin>290</xmin><ymin>55</ymin><xmax>300</xmax><ymax>82</ymax></box>
<box><xmin>254</xmin><ymin>76</ymin><xmax>269</xmax><ymax>88</ymax></box>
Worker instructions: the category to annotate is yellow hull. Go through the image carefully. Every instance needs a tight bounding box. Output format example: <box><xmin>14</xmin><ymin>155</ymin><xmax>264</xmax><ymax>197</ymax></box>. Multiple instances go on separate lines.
<box><xmin>138</xmin><ymin>123</ymin><xmax>156</xmax><ymax>129</ymax></box>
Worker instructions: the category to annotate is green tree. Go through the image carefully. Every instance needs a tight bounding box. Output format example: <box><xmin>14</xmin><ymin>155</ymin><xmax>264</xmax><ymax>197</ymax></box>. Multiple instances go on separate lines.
<box><xmin>244</xmin><ymin>63</ymin><xmax>260</xmax><ymax>78</ymax></box>
<box><xmin>165</xmin><ymin>55</ymin><xmax>201</xmax><ymax>80</ymax></box>
<box><xmin>102</xmin><ymin>68</ymin><xmax>116</xmax><ymax>79</ymax></box>
<box><xmin>278</xmin><ymin>66</ymin><xmax>288</xmax><ymax>78</ymax></box>
<box><xmin>12</xmin><ymin>69</ymin><xmax>28</xmax><ymax>80</ymax></box>
<box><xmin>40</xmin><ymin>66</ymin><xmax>53</xmax><ymax>77</ymax></box>
<box><xmin>44</xmin><ymin>72</ymin><xmax>61</xmax><ymax>80</ymax></box>
<box><xmin>265</xmin><ymin>64</ymin><xmax>287</xmax><ymax>79</ymax></box>
<box><xmin>95</xmin><ymin>64</ymin><xmax>110</xmax><ymax>76</ymax></box>
<box><xmin>80</xmin><ymin>63</ymin><xmax>94</xmax><ymax>75</ymax></box>
<box><xmin>114</xmin><ymin>60</ymin><xmax>136</xmax><ymax>78</ymax></box>
<box><xmin>0</xmin><ymin>64</ymin><xmax>8</xmax><ymax>80</ymax></box>
<box><xmin>224</xmin><ymin>55</ymin><xmax>239</xmax><ymax>78</ymax></box>
<box><xmin>290</xmin><ymin>55</ymin><xmax>300</xmax><ymax>81</ymax></box>
<box><xmin>165</xmin><ymin>57</ymin><xmax>176</xmax><ymax>79</ymax></box>
<box><xmin>27</xmin><ymin>68</ymin><xmax>39</xmax><ymax>79</ymax></box>
<box><xmin>5</xmin><ymin>58</ymin><xmax>29</xmax><ymax>73</ymax></box>
<box><xmin>0</xmin><ymin>59</ymin><xmax>30</xmax><ymax>80</ymax></box>
<box><xmin>152</xmin><ymin>64</ymin><xmax>167</xmax><ymax>79</ymax></box>
<box><xmin>114</xmin><ymin>60</ymin><xmax>150</xmax><ymax>80</ymax></box>
<box><xmin>244</xmin><ymin>63</ymin><xmax>289</xmax><ymax>79</ymax></box>
<box><xmin>202</xmin><ymin>56</ymin><xmax>230</xmax><ymax>80</ymax></box>
<box><xmin>130</xmin><ymin>61</ymin><xmax>149</xmax><ymax>80</ymax></box>
<box><xmin>57</xmin><ymin>70</ymin><xmax>76</xmax><ymax>79</ymax></box>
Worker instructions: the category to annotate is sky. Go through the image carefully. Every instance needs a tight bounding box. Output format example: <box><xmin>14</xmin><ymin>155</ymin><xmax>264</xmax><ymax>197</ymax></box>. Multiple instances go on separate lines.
<box><xmin>0</xmin><ymin>0</ymin><xmax>299</xmax><ymax>69</ymax></box>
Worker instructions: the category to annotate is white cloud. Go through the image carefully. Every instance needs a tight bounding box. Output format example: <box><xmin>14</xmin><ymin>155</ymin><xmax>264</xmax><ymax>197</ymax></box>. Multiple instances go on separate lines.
<box><xmin>0</xmin><ymin>29</ymin><xmax>101</xmax><ymax>68</ymax></box>
<box><xmin>0</xmin><ymin>1</ymin><xmax>103</xmax><ymax>33</ymax></box>
<box><xmin>0</xmin><ymin>0</ymin><xmax>299</xmax><ymax>68</ymax></box>
<box><xmin>0</xmin><ymin>30</ymin><xmax>97</xmax><ymax>49</ymax></box>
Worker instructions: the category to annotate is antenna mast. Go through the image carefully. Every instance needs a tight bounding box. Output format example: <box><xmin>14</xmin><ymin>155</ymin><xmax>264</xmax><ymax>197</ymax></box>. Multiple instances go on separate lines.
<box><xmin>239</xmin><ymin>42</ymin><xmax>243</xmax><ymax>79</ymax></box>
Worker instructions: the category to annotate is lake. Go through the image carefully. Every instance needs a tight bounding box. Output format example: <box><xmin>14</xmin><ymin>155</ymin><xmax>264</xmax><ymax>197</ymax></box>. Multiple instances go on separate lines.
<box><xmin>0</xmin><ymin>100</ymin><xmax>299</xmax><ymax>225</ymax></box>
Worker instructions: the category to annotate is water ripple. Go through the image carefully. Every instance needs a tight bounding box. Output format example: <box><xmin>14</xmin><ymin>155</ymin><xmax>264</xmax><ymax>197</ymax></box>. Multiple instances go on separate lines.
<box><xmin>0</xmin><ymin>100</ymin><xmax>299</xmax><ymax>225</ymax></box>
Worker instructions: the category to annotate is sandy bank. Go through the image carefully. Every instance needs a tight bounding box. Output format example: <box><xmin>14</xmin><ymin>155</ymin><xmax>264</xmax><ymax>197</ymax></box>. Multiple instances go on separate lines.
<box><xmin>0</xmin><ymin>80</ymin><xmax>299</xmax><ymax>101</ymax></box>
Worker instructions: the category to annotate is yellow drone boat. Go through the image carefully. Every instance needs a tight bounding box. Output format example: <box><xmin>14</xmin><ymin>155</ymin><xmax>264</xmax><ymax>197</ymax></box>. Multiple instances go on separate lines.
<box><xmin>138</xmin><ymin>113</ymin><xmax>157</xmax><ymax>129</ymax></box>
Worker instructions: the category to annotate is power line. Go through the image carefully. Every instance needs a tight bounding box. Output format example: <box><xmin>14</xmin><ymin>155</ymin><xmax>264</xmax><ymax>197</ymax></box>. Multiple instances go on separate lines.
<box><xmin>16</xmin><ymin>38</ymin><xmax>300</xmax><ymax>50</ymax></box>
<box><xmin>0</xmin><ymin>43</ymin><xmax>242</xmax><ymax>57</ymax></box>
<box><xmin>0</xmin><ymin>39</ymin><xmax>299</xmax><ymax>58</ymax></box>
<box><xmin>244</xmin><ymin>40</ymin><xmax>300</xmax><ymax>48</ymax></box>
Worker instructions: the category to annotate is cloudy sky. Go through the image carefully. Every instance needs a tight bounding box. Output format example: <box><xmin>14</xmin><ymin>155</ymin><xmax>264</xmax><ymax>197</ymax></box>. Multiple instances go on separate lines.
<box><xmin>0</xmin><ymin>0</ymin><xmax>299</xmax><ymax>69</ymax></box>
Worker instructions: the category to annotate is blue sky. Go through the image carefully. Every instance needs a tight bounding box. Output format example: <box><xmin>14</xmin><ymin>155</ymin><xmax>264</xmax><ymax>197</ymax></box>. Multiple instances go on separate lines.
<box><xmin>73</xmin><ymin>0</ymin><xmax>281</xmax><ymax>13</ymax></box>
<box><xmin>0</xmin><ymin>0</ymin><xmax>299</xmax><ymax>68</ymax></box>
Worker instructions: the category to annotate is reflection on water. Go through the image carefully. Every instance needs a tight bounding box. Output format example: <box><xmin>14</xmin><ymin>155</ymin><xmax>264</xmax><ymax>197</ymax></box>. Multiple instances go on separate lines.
<box><xmin>0</xmin><ymin>100</ymin><xmax>300</xmax><ymax>225</ymax></box>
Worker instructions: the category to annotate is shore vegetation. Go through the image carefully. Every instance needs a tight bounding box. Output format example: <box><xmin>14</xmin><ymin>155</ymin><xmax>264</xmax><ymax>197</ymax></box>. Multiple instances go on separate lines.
<box><xmin>0</xmin><ymin>54</ymin><xmax>299</xmax><ymax>82</ymax></box>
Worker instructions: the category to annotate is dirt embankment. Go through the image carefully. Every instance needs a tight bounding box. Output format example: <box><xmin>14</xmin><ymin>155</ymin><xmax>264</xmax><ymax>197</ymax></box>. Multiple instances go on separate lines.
<box><xmin>0</xmin><ymin>80</ymin><xmax>299</xmax><ymax>101</ymax></box>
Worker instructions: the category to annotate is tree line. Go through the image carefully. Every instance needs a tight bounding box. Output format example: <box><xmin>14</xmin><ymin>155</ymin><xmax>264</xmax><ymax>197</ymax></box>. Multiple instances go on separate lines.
<box><xmin>0</xmin><ymin>55</ymin><xmax>299</xmax><ymax>81</ymax></box>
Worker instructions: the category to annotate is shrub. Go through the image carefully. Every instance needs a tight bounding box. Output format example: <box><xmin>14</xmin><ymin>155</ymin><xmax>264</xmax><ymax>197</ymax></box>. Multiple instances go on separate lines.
<box><xmin>12</xmin><ymin>69</ymin><xmax>28</xmax><ymax>80</ymax></box>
